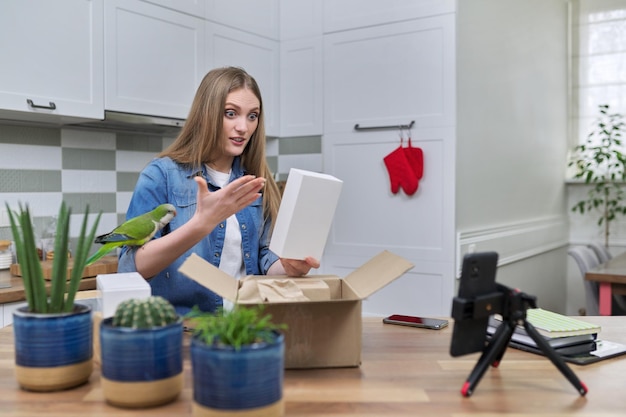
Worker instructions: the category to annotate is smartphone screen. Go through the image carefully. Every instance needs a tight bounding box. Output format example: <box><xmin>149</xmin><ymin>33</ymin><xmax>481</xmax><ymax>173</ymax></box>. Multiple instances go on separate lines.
<box><xmin>383</xmin><ymin>314</ymin><xmax>449</xmax><ymax>330</ymax></box>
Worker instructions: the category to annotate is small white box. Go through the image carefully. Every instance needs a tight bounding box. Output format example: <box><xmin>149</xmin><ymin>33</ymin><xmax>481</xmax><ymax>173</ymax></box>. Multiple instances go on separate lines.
<box><xmin>270</xmin><ymin>168</ymin><xmax>343</xmax><ymax>261</ymax></box>
<box><xmin>96</xmin><ymin>272</ymin><xmax>151</xmax><ymax>318</ymax></box>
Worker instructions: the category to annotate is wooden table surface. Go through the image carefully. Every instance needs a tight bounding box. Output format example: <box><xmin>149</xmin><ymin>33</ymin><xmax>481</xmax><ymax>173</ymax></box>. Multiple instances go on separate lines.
<box><xmin>2</xmin><ymin>316</ymin><xmax>626</xmax><ymax>416</ymax></box>
<box><xmin>585</xmin><ymin>252</ymin><xmax>626</xmax><ymax>315</ymax></box>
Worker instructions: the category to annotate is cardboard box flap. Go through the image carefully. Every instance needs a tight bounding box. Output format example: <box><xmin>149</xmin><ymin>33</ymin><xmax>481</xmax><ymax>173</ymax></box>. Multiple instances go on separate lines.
<box><xmin>343</xmin><ymin>251</ymin><xmax>414</xmax><ymax>299</ymax></box>
<box><xmin>179</xmin><ymin>253</ymin><xmax>239</xmax><ymax>302</ymax></box>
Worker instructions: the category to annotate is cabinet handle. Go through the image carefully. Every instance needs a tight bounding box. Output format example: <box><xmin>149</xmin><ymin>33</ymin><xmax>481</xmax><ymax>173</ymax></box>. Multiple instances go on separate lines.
<box><xmin>26</xmin><ymin>99</ymin><xmax>57</xmax><ymax>110</ymax></box>
<box><xmin>354</xmin><ymin>120</ymin><xmax>414</xmax><ymax>131</ymax></box>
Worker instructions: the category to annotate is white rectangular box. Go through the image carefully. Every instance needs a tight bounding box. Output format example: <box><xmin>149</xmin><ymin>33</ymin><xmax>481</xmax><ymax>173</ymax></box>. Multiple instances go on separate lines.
<box><xmin>270</xmin><ymin>168</ymin><xmax>343</xmax><ymax>261</ymax></box>
<box><xmin>96</xmin><ymin>272</ymin><xmax>151</xmax><ymax>318</ymax></box>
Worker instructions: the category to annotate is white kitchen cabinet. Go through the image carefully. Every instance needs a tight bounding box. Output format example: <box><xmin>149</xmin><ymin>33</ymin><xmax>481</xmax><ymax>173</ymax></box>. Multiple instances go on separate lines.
<box><xmin>2</xmin><ymin>301</ymin><xmax>26</xmax><ymax>328</ymax></box>
<box><xmin>279</xmin><ymin>0</ymin><xmax>323</xmax><ymax>40</ymax></box>
<box><xmin>105</xmin><ymin>0</ymin><xmax>205</xmax><ymax>119</ymax></box>
<box><xmin>0</xmin><ymin>0</ymin><xmax>104</xmax><ymax>123</ymax></box>
<box><xmin>140</xmin><ymin>0</ymin><xmax>205</xmax><ymax>18</ymax></box>
<box><xmin>323</xmin><ymin>0</ymin><xmax>455</xmax><ymax>33</ymax></box>
<box><xmin>206</xmin><ymin>22</ymin><xmax>280</xmax><ymax>136</ymax></box>
<box><xmin>321</xmin><ymin>12</ymin><xmax>457</xmax><ymax>317</ymax></box>
<box><xmin>279</xmin><ymin>37</ymin><xmax>323</xmax><ymax>136</ymax></box>
<box><xmin>323</xmin><ymin>16</ymin><xmax>456</xmax><ymax>133</ymax></box>
<box><xmin>205</xmin><ymin>0</ymin><xmax>280</xmax><ymax>40</ymax></box>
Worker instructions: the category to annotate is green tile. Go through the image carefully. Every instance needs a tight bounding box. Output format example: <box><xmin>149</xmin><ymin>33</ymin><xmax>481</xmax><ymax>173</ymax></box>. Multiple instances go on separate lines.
<box><xmin>62</xmin><ymin>148</ymin><xmax>116</xmax><ymax>170</ymax></box>
<box><xmin>116</xmin><ymin>134</ymin><xmax>164</xmax><ymax>152</ymax></box>
<box><xmin>62</xmin><ymin>193</ymin><xmax>117</xmax><ymax>214</ymax></box>
<box><xmin>0</xmin><ymin>169</ymin><xmax>61</xmax><ymax>192</ymax></box>
<box><xmin>0</xmin><ymin>123</ymin><xmax>61</xmax><ymax>146</ymax></box>
<box><xmin>278</xmin><ymin>136</ymin><xmax>322</xmax><ymax>155</ymax></box>
<box><xmin>266</xmin><ymin>156</ymin><xmax>278</xmax><ymax>175</ymax></box>
<box><xmin>117</xmin><ymin>172</ymin><xmax>139</xmax><ymax>192</ymax></box>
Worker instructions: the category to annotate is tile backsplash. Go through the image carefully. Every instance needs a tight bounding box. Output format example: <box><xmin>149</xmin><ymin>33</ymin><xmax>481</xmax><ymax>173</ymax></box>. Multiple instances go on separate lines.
<box><xmin>0</xmin><ymin>123</ymin><xmax>321</xmax><ymax>253</ymax></box>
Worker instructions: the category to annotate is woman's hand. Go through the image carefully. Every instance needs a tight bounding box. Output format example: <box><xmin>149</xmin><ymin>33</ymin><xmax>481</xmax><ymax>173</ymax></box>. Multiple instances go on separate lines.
<box><xmin>192</xmin><ymin>175</ymin><xmax>265</xmax><ymax>232</ymax></box>
<box><xmin>269</xmin><ymin>257</ymin><xmax>320</xmax><ymax>277</ymax></box>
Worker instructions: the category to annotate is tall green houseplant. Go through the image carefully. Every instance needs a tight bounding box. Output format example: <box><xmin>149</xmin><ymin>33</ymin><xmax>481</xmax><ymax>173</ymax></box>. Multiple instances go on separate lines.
<box><xmin>569</xmin><ymin>104</ymin><xmax>626</xmax><ymax>248</ymax></box>
<box><xmin>7</xmin><ymin>201</ymin><xmax>101</xmax><ymax>313</ymax></box>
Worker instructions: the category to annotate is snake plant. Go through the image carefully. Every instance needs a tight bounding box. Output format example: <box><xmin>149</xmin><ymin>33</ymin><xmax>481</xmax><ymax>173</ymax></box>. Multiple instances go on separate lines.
<box><xmin>6</xmin><ymin>202</ymin><xmax>101</xmax><ymax>314</ymax></box>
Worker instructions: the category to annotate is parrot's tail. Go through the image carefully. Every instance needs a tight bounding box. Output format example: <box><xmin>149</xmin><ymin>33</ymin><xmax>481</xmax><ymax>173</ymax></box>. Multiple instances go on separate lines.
<box><xmin>86</xmin><ymin>244</ymin><xmax>116</xmax><ymax>266</ymax></box>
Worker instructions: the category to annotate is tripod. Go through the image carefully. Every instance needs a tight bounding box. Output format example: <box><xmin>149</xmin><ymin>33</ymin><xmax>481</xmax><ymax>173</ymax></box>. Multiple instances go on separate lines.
<box><xmin>456</xmin><ymin>284</ymin><xmax>588</xmax><ymax>397</ymax></box>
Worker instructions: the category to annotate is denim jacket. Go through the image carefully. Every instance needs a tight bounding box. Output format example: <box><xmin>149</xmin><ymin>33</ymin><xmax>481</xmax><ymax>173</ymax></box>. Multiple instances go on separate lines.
<box><xmin>118</xmin><ymin>156</ymin><xmax>279</xmax><ymax>315</ymax></box>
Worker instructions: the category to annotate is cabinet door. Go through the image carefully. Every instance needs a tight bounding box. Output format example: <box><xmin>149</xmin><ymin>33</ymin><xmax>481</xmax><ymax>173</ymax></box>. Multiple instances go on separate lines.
<box><xmin>0</xmin><ymin>0</ymin><xmax>104</xmax><ymax>122</ymax></box>
<box><xmin>140</xmin><ymin>0</ymin><xmax>205</xmax><ymax>18</ymax></box>
<box><xmin>206</xmin><ymin>0</ymin><xmax>279</xmax><ymax>40</ymax></box>
<box><xmin>206</xmin><ymin>23</ymin><xmax>280</xmax><ymax>136</ymax></box>
<box><xmin>2</xmin><ymin>301</ymin><xmax>27</xmax><ymax>328</ymax></box>
<box><xmin>280</xmin><ymin>0</ymin><xmax>322</xmax><ymax>40</ymax></box>
<box><xmin>280</xmin><ymin>37</ymin><xmax>323</xmax><ymax>136</ymax></box>
<box><xmin>323</xmin><ymin>16</ymin><xmax>456</xmax><ymax>133</ymax></box>
<box><xmin>322</xmin><ymin>14</ymin><xmax>457</xmax><ymax>317</ymax></box>
<box><xmin>323</xmin><ymin>0</ymin><xmax>455</xmax><ymax>33</ymax></box>
<box><xmin>105</xmin><ymin>0</ymin><xmax>205</xmax><ymax>119</ymax></box>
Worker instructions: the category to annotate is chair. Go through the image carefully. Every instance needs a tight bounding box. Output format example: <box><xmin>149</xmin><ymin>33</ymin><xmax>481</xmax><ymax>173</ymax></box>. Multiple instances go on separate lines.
<box><xmin>587</xmin><ymin>242</ymin><xmax>612</xmax><ymax>264</ymax></box>
<box><xmin>569</xmin><ymin>246</ymin><xmax>626</xmax><ymax>315</ymax></box>
<box><xmin>568</xmin><ymin>246</ymin><xmax>601</xmax><ymax>315</ymax></box>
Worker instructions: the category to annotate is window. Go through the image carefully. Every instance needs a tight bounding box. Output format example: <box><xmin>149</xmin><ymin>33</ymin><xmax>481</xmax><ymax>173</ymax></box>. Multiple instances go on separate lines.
<box><xmin>573</xmin><ymin>0</ymin><xmax>626</xmax><ymax>144</ymax></box>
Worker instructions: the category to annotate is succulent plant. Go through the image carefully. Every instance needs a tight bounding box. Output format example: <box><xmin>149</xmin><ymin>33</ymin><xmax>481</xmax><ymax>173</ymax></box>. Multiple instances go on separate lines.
<box><xmin>185</xmin><ymin>304</ymin><xmax>286</xmax><ymax>350</ymax></box>
<box><xmin>112</xmin><ymin>296</ymin><xmax>178</xmax><ymax>329</ymax></box>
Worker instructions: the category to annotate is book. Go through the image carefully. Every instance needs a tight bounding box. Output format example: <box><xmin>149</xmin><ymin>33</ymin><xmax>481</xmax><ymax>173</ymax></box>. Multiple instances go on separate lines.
<box><xmin>509</xmin><ymin>339</ymin><xmax>626</xmax><ymax>366</ymax></box>
<box><xmin>487</xmin><ymin>319</ymin><xmax>597</xmax><ymax>350</ymax></box>
<box><xmin>492</xmin><ymin>308</ymin><xmax>601</xmax><ymax>338</ymax></box>
<box><xmin>508</xmin><ymin>340</ymin><xmax>597</xmax><ymax>357</ymax></box>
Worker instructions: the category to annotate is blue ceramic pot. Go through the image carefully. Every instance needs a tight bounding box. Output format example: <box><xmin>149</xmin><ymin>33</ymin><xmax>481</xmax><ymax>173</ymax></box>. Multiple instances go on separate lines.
<box><xmin>191</xmin><ymin>331</ymin><xmax>284</xmax><ymax>416</ymax></box>
<box><xmin>100</xmin><ymin>317</ymin><xmax>183</xmax><ymax>408</ymax></box>
<box><xmin>12</xmin><ymin>303</ymin><xmax>93</xmax><ymax>391</ymax></box>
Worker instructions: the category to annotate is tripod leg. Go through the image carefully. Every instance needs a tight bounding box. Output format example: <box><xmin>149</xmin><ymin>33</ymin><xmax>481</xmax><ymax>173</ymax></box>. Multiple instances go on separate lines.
<box><xmin>462</xmin><ymin>321</ymin><xmax>514</xmax><ymax>397</ymax></box>
<box><xmin>523</xmin><ymin>321</ymin><xmax>588</xmax><ymax>396</ymax></box>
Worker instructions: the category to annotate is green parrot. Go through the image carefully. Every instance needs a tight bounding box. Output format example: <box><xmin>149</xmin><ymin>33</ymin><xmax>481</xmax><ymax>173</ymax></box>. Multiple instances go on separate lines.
<box><xmin>86</xmin><ymin>203</ymin><xmax>177</xmax><ymax>265</ymax></box>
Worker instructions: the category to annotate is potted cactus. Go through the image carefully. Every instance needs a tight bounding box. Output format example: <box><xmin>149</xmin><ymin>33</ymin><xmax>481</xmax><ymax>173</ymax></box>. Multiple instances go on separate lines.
<box><xmin>186</xmin><ymin>304</ymin><xmax>286</xmax><ymax>417</ymax></box>
<box><xmin>8</xmin><ymin>202</ymin><xmax>101</xmax><ymax>392</ymax></box>
<box><xmin>100</xmin><ymin>296</ymin><xmax>183</xmax><ymax>408</ymax></box>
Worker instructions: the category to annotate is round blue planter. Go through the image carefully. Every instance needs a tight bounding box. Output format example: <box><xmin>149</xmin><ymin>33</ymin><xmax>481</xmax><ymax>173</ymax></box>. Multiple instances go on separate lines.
<box><xmin>100</xmin><ymin>317</ymin><xmax>184</xmax><ymax>408</ymax></box>
<box><xmin>100</xmin><ymin>317</ymin><xmax>183</xmax><ymax>381</ymax></box>
<box><xmin>12</xmin><ymin>303</ymin><xmax>93</xmax><ymax>391</ymax></box>
<box><xmin>190</xmin><ymin>332</ymin><xmax>284</xmax><ymax>413</ymax></box>
<box><xmin>13</xmin><ymin>303</ymin><xmax>92</xmax><ymax>366</ymax></box>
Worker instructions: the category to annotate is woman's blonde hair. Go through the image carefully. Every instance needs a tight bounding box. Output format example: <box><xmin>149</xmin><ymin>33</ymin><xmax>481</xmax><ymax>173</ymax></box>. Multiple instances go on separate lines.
<box><xmin>160</xmin><ymin>66</ymin><xmax>281</xmax><ymax>226</ymax></box>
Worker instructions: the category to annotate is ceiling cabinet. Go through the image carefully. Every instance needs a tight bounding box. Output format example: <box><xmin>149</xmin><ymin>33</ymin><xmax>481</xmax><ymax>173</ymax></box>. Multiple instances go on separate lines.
<box><xmin>0</xmin><ymin>0</ymin><xmax>104</xmax><ymax>123</ymax></box>
<box><xmin>104</xmin><ymin>0</ymin><xmax>205</xmax><ymax>120</ymax></box>
<box><xmin>279</xmin><ymin>37</ymin><xmax>323</xmax><ymax>137</ymax></box>
<box><xmin>206</xmin><ymin>22</ymin><xmax>280</xmax><ymax>136</ymax></box>
<box><xmin>205</xmin><ymin>0</ymin><xmax>279</xmax><ymax>40</ymax></box>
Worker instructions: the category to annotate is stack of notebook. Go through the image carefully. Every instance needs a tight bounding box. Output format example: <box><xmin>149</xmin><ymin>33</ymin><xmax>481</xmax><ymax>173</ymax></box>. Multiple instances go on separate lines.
<box><xmin>487</xmin><ymin>308</ymin><xmax>626</xmax><ymax>365</ymax></box>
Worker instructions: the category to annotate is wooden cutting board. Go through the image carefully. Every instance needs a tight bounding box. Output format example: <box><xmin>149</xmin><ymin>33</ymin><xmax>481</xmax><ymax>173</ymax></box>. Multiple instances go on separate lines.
<box><xmin>10</xmin><ymin>256</ymin><xmax>118</xmax><ymax>280</ymax></box>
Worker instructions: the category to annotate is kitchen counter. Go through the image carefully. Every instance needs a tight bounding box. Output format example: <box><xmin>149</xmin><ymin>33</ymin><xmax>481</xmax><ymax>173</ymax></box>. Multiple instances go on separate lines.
<box><xmin>0</xmin><ymin>257</ymin><xmax>117</xmax><ymax>304</ymax></box>
<box><xmin>2</xmin><ymin>316</ymin><xmax>626</xmax><ymax>416</ymax></box>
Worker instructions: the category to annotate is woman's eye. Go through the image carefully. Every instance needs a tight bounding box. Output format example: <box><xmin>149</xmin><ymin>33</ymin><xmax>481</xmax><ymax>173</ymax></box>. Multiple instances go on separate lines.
<box><xmin>225</xmin><ymin>110</ymin><xmax>236</xmax><ymax>118</ymax></box>
<box><xmin>248</xmin><ymin>112</ymin><xmax>259</xmax><ymax>121</ymax></box>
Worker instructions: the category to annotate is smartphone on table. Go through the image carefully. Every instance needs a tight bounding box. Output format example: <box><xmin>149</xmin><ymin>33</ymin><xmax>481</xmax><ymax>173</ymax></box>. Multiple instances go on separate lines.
<box><xmin>383</xmin><ymin>314</ymin><xmax>449</xmax><ymax>330</ymax></box>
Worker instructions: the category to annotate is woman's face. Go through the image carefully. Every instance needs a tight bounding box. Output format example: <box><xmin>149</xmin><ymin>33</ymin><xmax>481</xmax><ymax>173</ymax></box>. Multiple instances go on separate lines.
<box><xmin>214</xmin><ymin>87</ymin><xmax>260</xmax><ymax>171</ymax></box>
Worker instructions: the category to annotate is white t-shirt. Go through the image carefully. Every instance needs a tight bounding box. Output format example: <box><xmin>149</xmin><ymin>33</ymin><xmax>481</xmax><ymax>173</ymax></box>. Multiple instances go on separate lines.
<box><xmin>205</xmin><ymin>166</ymin><xmax>246</xmax><ymax>311</ymax></box>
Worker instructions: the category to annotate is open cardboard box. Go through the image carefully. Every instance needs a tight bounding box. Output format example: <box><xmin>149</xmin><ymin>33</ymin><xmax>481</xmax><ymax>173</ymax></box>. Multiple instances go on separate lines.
<box><xmin>179</xmin><ymin>250</ymin><xmax>413</xmax><ymax>369</ymax></box>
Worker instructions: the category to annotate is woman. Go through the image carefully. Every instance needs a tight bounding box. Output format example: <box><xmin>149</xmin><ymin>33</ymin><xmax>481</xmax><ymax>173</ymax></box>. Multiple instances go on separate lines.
<box><xmin>118</xmin><ymin>66</ymin><xmax>318</xmax><ymax>314</ymax></box>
